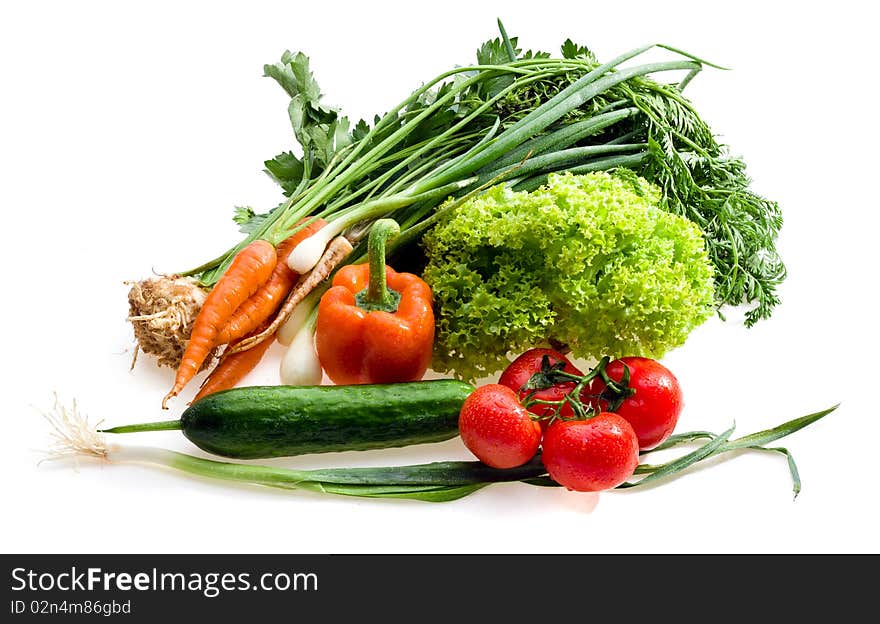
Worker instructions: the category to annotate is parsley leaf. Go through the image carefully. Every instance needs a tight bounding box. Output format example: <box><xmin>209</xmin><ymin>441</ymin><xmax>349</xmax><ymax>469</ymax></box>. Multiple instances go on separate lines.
<box><xmin>232</xmin><ymin>206</ymin><xmax>267</xmax><ymax>235</ymax></box>
<box><xmin>264</xmin><ymin>151</ymin><xmax>305</xmax><ymax>196</ymax></box>
<box><xmin>561</xmin><ymin>39</ymin><xmax>596</xmax><ymax>62</ymax></box>
<box><xmin>264</xmin><ymin>50</ymin><xmax>358</xmax><ymax>190</ymax></box>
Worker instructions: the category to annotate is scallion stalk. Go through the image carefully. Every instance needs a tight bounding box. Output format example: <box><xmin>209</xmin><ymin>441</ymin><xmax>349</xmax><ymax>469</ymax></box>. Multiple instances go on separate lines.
<box><xmin>43</xmin><ymin>398</ymin><xmax>839</xmax><ymax>503</ymax></box>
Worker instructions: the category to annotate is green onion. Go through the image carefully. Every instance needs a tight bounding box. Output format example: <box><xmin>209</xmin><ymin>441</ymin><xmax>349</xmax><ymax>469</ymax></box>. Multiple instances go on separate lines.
<box><xmin>43</xmin><ymin>398</ymin><xmax>838</xmax><ymax>503</ymax></box>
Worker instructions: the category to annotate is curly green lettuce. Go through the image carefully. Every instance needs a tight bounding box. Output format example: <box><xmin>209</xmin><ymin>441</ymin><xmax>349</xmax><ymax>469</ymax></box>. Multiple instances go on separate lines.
<box><xmin>422</xmin><ymin>171</ymin><xmax>716</xmax><ymax>381</ymax></box>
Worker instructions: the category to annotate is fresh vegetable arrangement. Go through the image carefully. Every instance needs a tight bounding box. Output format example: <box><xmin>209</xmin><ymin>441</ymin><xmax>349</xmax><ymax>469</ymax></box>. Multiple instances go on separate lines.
<box><xmin>49</xmin><ymin>20</ymin><xmax>836</xmax><ymax>504</ymax></box>
<box><xmin>47</xmin><ymin>383</ymin><xmax>837</xmax><ymax>501</ymax></box>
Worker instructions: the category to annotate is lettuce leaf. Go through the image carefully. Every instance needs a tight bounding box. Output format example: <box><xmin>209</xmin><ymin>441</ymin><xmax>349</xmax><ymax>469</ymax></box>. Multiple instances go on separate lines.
<box><xmin>422</xmin><ymin>171</ymin><xmax>716</xmax><ymax>381</ymax></box>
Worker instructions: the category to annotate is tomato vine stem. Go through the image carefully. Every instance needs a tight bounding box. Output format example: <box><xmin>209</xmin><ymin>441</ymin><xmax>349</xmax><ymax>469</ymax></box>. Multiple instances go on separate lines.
<box><xmin>519</xmin><ymin>355</ymin><xmax>636</xmax><ymax>426</ymax></box>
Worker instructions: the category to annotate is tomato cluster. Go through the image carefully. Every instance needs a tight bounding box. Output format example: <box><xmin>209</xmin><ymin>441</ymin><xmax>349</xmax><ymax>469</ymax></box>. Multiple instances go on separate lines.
<box><xmin>458</xmin><ymin>348</ymin><xmax>684</xmax><ymax>492</ymax></box>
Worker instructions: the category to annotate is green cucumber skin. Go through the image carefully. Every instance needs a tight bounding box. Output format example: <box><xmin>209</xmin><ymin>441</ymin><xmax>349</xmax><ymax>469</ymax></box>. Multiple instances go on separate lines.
<box><xmin>180</xmin><ymin>380</ymin><xmax>474</xmax><ymax>459</ymax></box>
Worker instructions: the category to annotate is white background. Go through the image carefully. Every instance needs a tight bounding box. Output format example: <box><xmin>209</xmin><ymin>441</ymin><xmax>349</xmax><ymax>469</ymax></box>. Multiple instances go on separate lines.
<box><xmin>1</xmin><ymin>1</ymin><xmax>877</xmax><ymax>554</ymax></box>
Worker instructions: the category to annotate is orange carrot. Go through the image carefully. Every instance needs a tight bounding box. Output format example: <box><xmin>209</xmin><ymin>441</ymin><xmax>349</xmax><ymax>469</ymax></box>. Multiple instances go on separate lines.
<box><xmin>162</xmin><ymin>239</ymin><xmax>276</xmax><ymax>408</ymax></box>
<box><xmin>191</xmin><ymin>333</ymin><xmax>275</xmax><ymax>403</ymax></box>
<box><xmin>214</xmin><ymin>218</ymin><xmax>327</xmax><ymax>346</ymax></box>
<box><xmin>225</xmin><ymin>235</ymin><xmax>354</xmax><ymax>356</ymax></box>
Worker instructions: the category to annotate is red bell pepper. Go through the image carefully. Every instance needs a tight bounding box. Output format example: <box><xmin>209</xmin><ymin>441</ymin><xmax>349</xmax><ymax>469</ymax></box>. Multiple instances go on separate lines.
<box><xmin>315</xmin><ymin>219</ymin><xmax>434</xmax><ymax>384</ymax></box>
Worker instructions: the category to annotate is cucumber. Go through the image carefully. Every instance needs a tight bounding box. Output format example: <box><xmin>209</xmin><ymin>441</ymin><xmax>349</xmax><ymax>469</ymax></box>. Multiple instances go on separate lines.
<box><xmin>103</xmin><ymin>380</ymin><xmax>474</xmax><ymax>459</ymax></box>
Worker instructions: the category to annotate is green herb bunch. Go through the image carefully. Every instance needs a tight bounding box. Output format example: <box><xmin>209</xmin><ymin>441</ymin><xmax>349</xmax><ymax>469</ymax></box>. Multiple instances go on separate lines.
<box><xmin>186</xmin><ymin>20</ymin><xmax>785</xmax><ymax>346</ymax></box>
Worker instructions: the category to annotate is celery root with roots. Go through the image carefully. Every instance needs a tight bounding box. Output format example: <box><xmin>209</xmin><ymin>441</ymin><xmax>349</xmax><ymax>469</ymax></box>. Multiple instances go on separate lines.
<box><xmin>126</xmin><ymin>275</ymin><xmax>218</xmax><ymax>370</ymax></box>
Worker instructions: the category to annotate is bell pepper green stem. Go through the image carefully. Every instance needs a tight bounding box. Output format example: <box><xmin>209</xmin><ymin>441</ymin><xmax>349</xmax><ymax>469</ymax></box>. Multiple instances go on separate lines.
<box><xmin>360</xmin><ymin>219</ymin><xmax>402</xmax><ymax>312</ymax></box>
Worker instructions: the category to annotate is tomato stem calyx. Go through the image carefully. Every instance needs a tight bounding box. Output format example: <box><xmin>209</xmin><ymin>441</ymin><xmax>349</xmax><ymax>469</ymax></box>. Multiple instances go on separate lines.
<box><xmin>520</xmin><ymin>355</ymin><xmax>636</xmax><ymax>426</ymax></box>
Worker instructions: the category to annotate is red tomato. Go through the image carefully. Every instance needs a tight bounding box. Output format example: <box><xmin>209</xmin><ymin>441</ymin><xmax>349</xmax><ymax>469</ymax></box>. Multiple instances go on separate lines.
<box><xmin>591</xmin><ymin>356</ymin><xmax>683</xmax><ymax>451</ymax></box>
<box><xmin>540</xmin><ymin>412</ymin><xmax>639</xmax><ymax>492</ymax></box>
<box><xmin>498</xmin><ymin>348</ymin><xmax>586</xmax><ymax>426</ymax></box>
<box><xmin>458</xmin><ymin>384</ymin><xmax>542</xmax><ymax>469</ymax></box>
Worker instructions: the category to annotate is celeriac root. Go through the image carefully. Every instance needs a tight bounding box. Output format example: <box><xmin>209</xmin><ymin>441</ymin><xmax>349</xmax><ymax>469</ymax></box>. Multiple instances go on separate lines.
<box><xmin>225</xmin><ymin>235</ymin><xmax>354</xmax><ymax>355</ymax></box>
<box><xmin>126</xmin><ymin>275</ymin><xmax>219</xmax><ymax>370</ymax></box>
